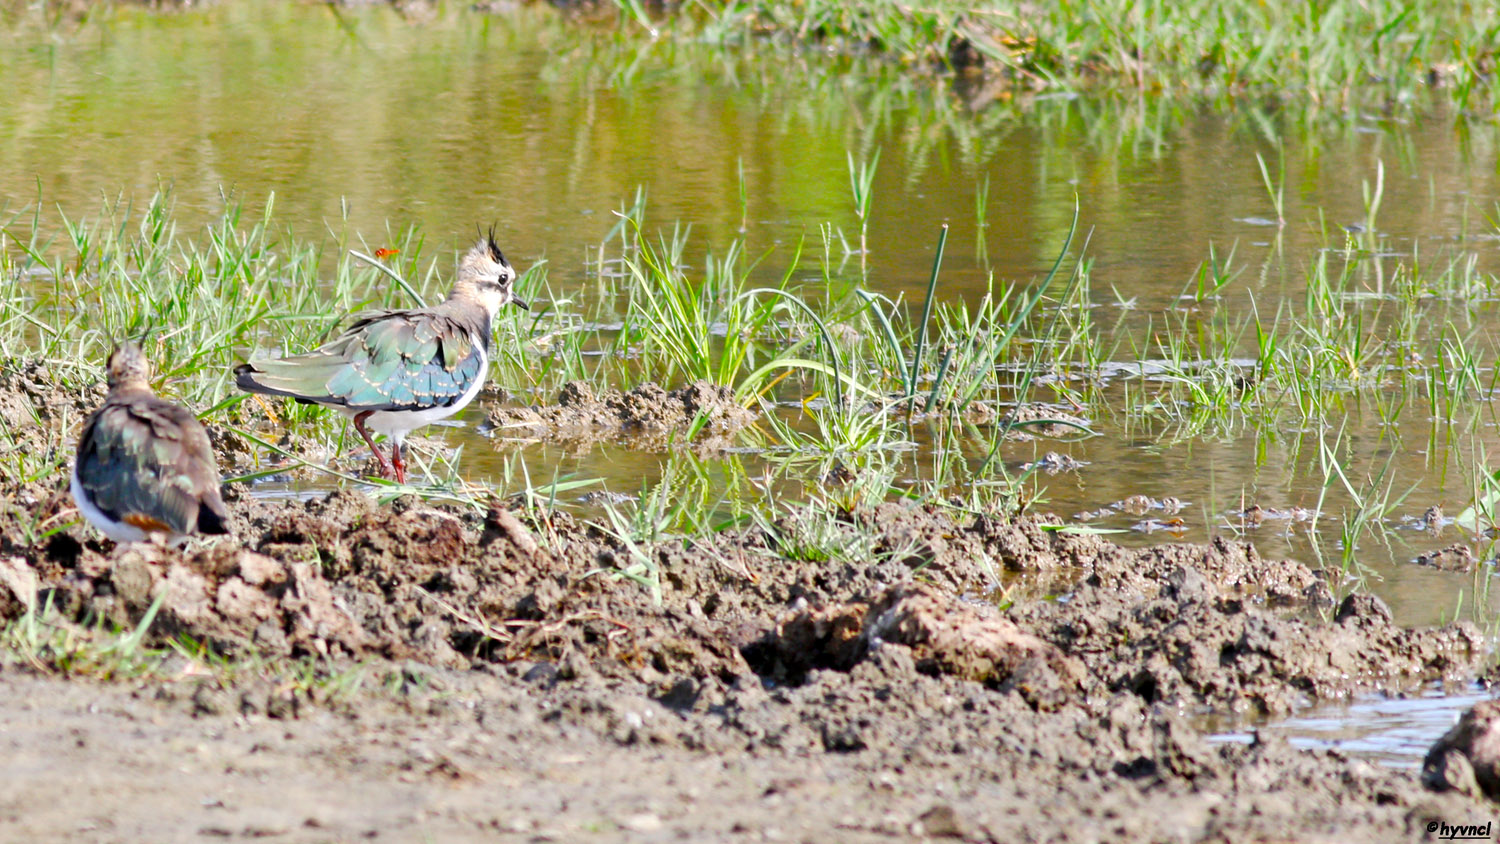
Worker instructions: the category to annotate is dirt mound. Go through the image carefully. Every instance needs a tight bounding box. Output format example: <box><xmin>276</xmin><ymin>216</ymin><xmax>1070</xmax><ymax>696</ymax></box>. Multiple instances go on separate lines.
<box><xmin>487</xmin><ymin>379</ymin><xmax>757</xmax><ymax>448</ymax></box>
<box><xmin>35</xmin><ymin>491</ymin><xmax>754</xmax><ymax>691</ymax></box>
<box><xmin>718</xmin><ymin>502</ymin><xmax>1327</xmax><ymax>607</ymax></box>
<box><xmin>749</xmin><ymin>581</ymin><xmax>1085</xmax><ymax>693</ymax></box>
<box><xmin>748</xmin><ymin>547</ymin><xmax>1476</xmax><ymax>716</ymax></box>
<box><xmin>6</xmin><ymin>490</ymin><xmax>1482</xmax><ymax>720</ymax></box>
<box><xmin>1013</xmin><ymin>567</ymin><xmax>1482</xmax><ymax>715</ymax></box>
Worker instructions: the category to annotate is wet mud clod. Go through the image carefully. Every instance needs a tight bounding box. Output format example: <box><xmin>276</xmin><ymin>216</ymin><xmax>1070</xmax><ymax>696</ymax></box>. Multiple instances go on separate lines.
<box><xmin>488</xmin><ymin>379</ymin><xmax>757</xmax><ymax>449</ymax></box>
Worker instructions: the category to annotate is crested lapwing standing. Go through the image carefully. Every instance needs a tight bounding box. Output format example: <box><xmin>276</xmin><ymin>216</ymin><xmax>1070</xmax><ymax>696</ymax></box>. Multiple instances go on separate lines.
<box><xmin>234</xmin><ymin>232</ymin><xmax>528</xmax><ymax>484</ymax></box>
<box><xmin>72</xmin><ymin>342</ymin><xmax>231</xmax><ymax>545</ymax></box>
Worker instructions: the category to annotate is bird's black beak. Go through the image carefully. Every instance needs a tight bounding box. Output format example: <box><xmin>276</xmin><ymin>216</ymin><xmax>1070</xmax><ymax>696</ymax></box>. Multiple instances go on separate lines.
<box><xmin>512</xmin><ymin>297</ymin><xmax>530</xmax><ymax>311</ymax></box>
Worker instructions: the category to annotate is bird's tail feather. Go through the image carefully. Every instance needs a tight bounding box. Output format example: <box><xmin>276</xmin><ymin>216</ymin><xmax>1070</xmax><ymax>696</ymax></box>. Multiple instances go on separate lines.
<box><xmin>235</xmin><ymin>361</ymin><xmax>344</xmax><ymax>402</ymax></box>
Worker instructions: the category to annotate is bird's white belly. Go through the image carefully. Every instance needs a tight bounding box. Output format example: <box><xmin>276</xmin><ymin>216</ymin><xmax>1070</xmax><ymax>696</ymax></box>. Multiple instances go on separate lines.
<box><xmin>340</xmin><ymin>347</ymin><xmax>489</xmax><ymax>443</ymax></box>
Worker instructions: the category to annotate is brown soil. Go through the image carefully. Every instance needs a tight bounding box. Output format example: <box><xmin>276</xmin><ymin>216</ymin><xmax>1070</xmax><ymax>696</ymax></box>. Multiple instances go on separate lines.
<box><xmin>487</xmin><ymin>380</ymin><xmax>757</xmax><ymax>450</ymax></box>
<box><xmin>1</xmin><ymin>361</ymin><xmax>1497</xmax><ymax>841</ymax></box>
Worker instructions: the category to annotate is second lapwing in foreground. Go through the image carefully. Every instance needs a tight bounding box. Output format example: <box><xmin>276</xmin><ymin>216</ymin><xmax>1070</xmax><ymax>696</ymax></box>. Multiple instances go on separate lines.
<box><xmin>234</xmin><ymin>233</ymin><xmax>528</xmax><ymax>484</ymax></box>
<box><xmin>72</xmin><ymin>341</ymin><xmax>231</xmax><ymax>545</ymax></box>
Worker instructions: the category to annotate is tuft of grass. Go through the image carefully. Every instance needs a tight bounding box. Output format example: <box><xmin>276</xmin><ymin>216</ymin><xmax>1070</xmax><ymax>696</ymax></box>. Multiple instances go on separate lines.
<box><xmin>634</xmin><ymin>0</ymin><xmax>1500</xmax><ymax>110</ymax></box>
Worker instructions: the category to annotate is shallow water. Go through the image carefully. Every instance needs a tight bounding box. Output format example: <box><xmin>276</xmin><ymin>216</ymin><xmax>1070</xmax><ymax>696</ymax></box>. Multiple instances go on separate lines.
<box><xmin>6</xmin><ymin>3</ymin><xmax>1500</xmax><ymax>630</ymax></box>
<box><xmin>1207</xmin><ymin>684</ymin><xmax>1494</xmax><ymax>770</ymax></box>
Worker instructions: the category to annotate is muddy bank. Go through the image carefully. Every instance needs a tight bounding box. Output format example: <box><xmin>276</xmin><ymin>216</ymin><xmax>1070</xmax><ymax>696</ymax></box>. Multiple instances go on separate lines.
<box><xmin>16</xmin><ymin>494</ymin><xmax>1481</xmax><ymax>716</ymax></box>
<box><xmin>486</xmin><ymin>379</ymin><xmax>757</xmax><ymax>450</ymax></box>
<box><xmin>0</xmin><ymin>486</ymin><xmax>1495</xmax><ymax>838</ymax></box>
<box><xmin>2</xmin><ymin>358</ymin><xmax>1498</xmax><ymax>839</ymax></box>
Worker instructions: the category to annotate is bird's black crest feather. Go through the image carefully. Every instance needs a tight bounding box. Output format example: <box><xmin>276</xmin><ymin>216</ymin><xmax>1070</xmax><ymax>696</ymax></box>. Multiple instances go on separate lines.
<box><xmin>486</xmin><ymin>224</ymin><xmax>506</xmax><ymax>266</ymax></box>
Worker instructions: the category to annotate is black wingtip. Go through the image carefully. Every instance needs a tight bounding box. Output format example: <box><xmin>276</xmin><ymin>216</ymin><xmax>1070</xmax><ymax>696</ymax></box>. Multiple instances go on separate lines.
<box><xmin>233</xmin><ymin>363</ymin><xmax>261</xmax><ymax>392</ymax></box>
<box><xmin>198</xmin><ymin>502</ymin><xmax>231</xmax><ymax>536</ymax></box>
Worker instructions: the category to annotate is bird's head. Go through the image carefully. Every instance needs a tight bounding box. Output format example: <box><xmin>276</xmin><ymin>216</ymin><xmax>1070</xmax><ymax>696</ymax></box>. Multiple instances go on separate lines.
<box><xmin>451</xmin><ymin>227</ymin><xmax>528</xmax><ymax>317</ymax></box>
<box><xmin>105</xmin><ymin>341</ymin><xmax>151</xmax><ymax>390</ymax></box>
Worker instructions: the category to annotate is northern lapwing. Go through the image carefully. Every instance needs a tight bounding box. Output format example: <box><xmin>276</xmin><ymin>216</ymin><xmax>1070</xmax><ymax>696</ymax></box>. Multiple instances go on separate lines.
<box><xmin>234</xmin><ymin>232</ymin><xmax>528</xmax><ymax>483</ymax></box>
<box><xmin>72</xmin><ymin>342</ymin><xmax>231</xmax><ymax>545</ymax></box>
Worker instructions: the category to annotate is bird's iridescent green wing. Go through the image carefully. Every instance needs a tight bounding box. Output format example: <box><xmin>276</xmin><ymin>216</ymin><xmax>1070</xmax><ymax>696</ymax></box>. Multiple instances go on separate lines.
<box><xmin>318</xmin><ymin>312</ymin><xmax>484</xmax><ymax>410</ymax></box>
<box><xmin>239</xmin><ymin>310</ymin><xmax>486</xmax><ymax>411</ymax></box>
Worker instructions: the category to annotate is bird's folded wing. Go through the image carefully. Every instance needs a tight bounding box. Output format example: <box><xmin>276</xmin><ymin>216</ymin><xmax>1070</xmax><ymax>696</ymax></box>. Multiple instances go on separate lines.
<box><xmin>244</xmin><ymin>311</ymin><xmax>483</xmax><ymax>411</ymax></box>
<box><xmin>77</xmin><ymin>400</ymin><xmax>213</xmax><ymax>536</ymax></box>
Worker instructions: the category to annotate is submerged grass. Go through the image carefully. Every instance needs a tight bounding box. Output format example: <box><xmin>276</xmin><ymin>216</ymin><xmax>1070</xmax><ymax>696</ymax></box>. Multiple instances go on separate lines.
<box><xmin>4</xmin><ymin>177</ymin><xmax>1494</xmax><ymax>467</ymax></box>
<box><xmin>0</xmin><ymin>185</ymin><xmax>1076</xmax><ymax>513</ymax></box>
<box><xmin>4</xmin><ymin>148</ymin><xmax>1500</xmax><ymax>610</ymax></box>
<box><xmin>638</xmin><ymin>0</ymin><xmax>1500</xmax><ymax>112</ymax></box>
<box><xmin>9</xmin><ymin>0</ymin><xmax>1498</xmax><ymax>113</ymax></box>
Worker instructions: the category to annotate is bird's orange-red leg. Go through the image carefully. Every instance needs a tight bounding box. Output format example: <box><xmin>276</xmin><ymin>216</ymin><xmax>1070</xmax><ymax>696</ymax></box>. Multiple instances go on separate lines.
<box><xmin>391</xmin><ymin>441</ymin><xmax>407</xmax><ymax>485</ymax></box>
<box><xmin>353</xmin><ymin>411</ymin><xmax>395</xmax><ymax>480</ymax></box>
